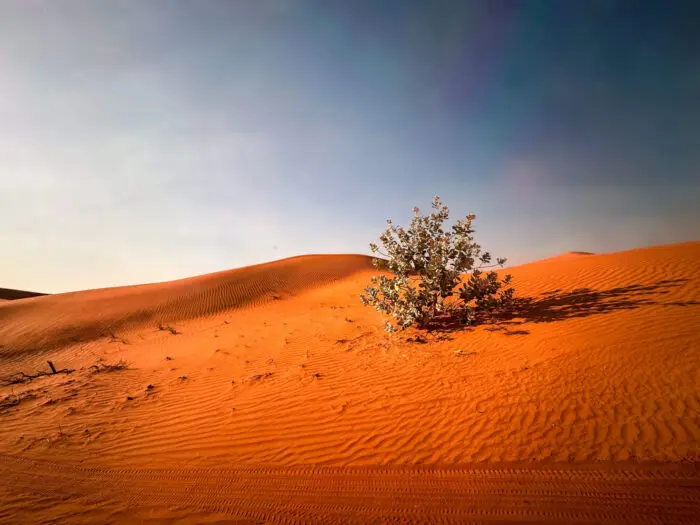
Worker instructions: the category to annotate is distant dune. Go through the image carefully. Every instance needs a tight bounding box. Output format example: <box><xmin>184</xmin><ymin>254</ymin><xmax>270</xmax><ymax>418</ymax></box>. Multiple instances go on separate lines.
<box><xmin>0</xmin><ymin>254</ymin><xmax>375</xmax><ymax>357</ymax></box>
<box><xmin>1</xmin><ymin>241</ymin><xmax>699</xmax><ymax>523</ymax></box>
<box><xmin>0</xmin><ymin>287</ymin><xmax>47</xmax><ymax>301</ymax></box>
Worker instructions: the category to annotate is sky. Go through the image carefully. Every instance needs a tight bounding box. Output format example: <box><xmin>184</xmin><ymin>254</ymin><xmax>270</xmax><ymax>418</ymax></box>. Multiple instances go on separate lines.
<box><xmin>1</xmin><ymin>0</ymin><xmax>699</xmax><ymax>293</ymax></box>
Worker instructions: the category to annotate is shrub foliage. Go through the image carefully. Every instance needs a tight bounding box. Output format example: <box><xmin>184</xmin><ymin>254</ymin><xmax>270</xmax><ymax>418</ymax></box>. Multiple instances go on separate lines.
<box><xmin>360</xmin><ymin>196</ymin><xmax>514</xmax><ymax>332</ymax></box>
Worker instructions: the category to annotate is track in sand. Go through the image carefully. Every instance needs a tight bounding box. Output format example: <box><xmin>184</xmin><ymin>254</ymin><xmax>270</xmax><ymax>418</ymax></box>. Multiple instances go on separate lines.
<box><xmin>2</xmin><ymin>455</ymin><xmax>699</xmax><ymax>524</ymax></box>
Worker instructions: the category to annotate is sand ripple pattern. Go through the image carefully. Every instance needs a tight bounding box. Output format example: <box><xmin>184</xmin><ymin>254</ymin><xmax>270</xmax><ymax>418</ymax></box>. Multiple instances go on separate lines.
<box><xmin>0</xmin><ymin>254</ymin><xmax>375</xmax><ymax>357</ymax></box>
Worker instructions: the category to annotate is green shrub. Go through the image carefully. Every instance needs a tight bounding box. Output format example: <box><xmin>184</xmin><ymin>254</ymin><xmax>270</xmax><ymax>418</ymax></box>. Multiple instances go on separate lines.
<box><xmin>360</xmin><ymin>196</ymin><xmax>514</xmax><ymax>332</ymax></box>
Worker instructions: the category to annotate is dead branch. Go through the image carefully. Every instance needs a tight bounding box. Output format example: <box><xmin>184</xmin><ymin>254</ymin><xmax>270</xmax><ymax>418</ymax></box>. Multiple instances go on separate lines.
<box><xmin>0</xmin><ymin>363</ymin><xmax>75</xmax><ymax>386</ymax></box>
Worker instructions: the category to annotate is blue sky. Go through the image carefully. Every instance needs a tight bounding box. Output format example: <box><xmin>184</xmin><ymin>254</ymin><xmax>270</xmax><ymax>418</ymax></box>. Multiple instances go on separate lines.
<box><xmin>1</xmin><ymin>1</ymin><xmax>698</xmax><ymax>293</ymax></box>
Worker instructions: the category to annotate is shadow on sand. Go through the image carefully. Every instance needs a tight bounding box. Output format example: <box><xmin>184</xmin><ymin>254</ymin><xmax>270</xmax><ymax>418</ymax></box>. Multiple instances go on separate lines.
<box><xmin>425</xmin><ymin>278</ymin><xmax>697</xmax><ymax>335</ymax></box>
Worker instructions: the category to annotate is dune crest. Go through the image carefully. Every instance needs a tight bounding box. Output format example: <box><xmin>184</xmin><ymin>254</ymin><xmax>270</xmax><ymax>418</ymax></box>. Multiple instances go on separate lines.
<box><xmin>0</xmin><ymin>254</ymin><xmax>376</xmax><ymax>357</ymax></box>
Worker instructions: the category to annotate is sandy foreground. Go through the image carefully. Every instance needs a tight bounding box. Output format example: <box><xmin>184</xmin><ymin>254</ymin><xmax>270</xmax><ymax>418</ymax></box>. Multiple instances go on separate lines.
<box><xmin>1</xmin><ymin>242</ymin><xmax>699</xmax><ymax>523</ymax></box>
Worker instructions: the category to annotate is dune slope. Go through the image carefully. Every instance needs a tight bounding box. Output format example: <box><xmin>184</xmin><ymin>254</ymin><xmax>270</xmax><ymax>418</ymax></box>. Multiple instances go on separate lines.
<box><xmin>0</xmin><ymin>254</ymin><xmax>375</xmax><ymax>359</ymax></box>
<box><xmin>1</xmin><ymin>242</ymin><xmax>699</xmax><ymax>523</ymax></box>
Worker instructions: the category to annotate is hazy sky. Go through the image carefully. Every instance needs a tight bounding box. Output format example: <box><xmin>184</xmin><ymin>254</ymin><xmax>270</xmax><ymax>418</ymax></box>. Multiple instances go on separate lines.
<box><xmin>1</xmin><ymin>1</ymin><xmax>699</xmax><ymax>293</ymax></box>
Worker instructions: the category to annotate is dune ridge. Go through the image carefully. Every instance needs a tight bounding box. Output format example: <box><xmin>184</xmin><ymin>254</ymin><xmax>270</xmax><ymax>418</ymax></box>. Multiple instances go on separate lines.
<box><xmin>0</xmin><ymin>254</ymin><xmax>376</xmax><ymax>357</ymax></box>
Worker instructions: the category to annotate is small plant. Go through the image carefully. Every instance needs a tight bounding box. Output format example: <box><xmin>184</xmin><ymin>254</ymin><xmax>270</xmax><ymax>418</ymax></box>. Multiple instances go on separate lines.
<box><xmin>89</xmin><ymin>359</ymin><xmax>129</xmax><ymax>373</ymax></box>
<box><xmin>158</xmin><ymin>322</ymin><xmax>179</xmax><ymax>334</ymax></box>
<box><xmin>106</xmin><ymin>331</ymin><xmax>129</xmax><ymax>344</ymax></box>
<box><xmin>360</xmin><ymin>196</ymin><xmax>514</xmax><ymax>332</ymax></box>
<box><xmin>249</xmin><ymin>372</ymin><xmax>273</xmax><ymax>383</ymax></box>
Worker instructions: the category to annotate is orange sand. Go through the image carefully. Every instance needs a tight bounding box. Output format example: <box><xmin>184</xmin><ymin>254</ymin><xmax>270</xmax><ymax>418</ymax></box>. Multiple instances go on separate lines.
<box><xmin>1</xmin><ymin>242</ymin><xmax>699</xmax><ymax>523</ymax></box>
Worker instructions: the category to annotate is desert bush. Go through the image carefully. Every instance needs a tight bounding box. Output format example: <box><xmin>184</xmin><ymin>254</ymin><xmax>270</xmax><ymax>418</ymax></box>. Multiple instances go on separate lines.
<box><xmin>360</xmin><ymin>196</ymin><xmax>514</xmax><ymax>332</ymax></box>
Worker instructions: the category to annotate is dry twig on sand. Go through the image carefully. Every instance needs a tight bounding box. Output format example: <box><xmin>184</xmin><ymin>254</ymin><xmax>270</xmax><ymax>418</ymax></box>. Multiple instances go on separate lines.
<box><xmin>248</xmin><ymin>372</ymin><xmax>273</xmax><ymax>383</ymax></box>
<box><xmin>0</xmin><ymin>361</ymin><xmax>75</xmax><ymax>386</ymax></box>
<box><xmin>0</xmin><ymin>390</ymin><xmax>36</xmax><ymax>411</ymax></box>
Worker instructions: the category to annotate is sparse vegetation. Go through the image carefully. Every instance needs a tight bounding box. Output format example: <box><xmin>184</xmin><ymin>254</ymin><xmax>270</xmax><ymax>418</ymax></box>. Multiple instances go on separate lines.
<box><xmin>158</xmin><ymin>323</ymin><xmax>179</xmax><ymax>335</ymax></box>
<box><xmin>0</xmin><ymin>363</ymin><xmax>74</xmax><ymax>386</ymax></box>
<box><xmin>1</xmin><ymin>358</ymin><xmax>130</xmax><ymax>386</ymax></box>
<box><xmin>361</xmin><ymin>196</ymin><xmax>514</xmax><ymax>332</ymax></box>
<box><xmin>88</xmin><ymin>359</ymin><xmax>130</xmax><ymax>373</ymax></box>
<box><xmin>107</xmin><ymin>331</ymin><xmax>129</xmax><ymax>344</ymax></box>
<box><xmin>249</xmin><ymin>372</ymin><xmax>273</xmax><ymax>383</ymax></box>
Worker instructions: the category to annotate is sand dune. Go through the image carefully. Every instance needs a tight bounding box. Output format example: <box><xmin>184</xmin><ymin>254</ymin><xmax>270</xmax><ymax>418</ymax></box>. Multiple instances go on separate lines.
<box><xmin>0</xmin><ymin>254</ymin><xmax>375</xmax><ymax>359</ymax></box>
<box><xmin>1</xmin><ymin>242</ymin><xmax>699</xmax><ymax>523</ymax></box>
<box><xmin>0</xmin><ymin>288</ymin><xmax>47</xmax><ymax>301</ymax></box>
